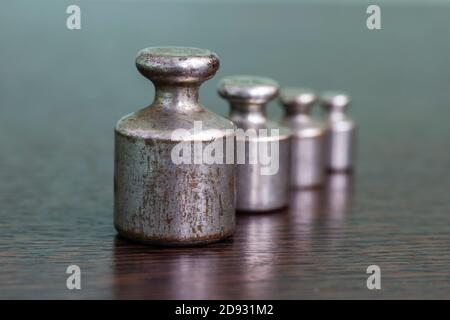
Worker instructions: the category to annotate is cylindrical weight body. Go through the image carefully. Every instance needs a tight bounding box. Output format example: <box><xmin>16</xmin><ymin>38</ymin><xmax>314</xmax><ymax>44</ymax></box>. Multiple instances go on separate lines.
<box><xmin>290</xmin><ymin>131</ymin><xmax>326</xmax><ymax>188</ymax></box>
<box><xmin>235</xmin><ymin>133</ymin><xmax>290</xmax><ymax>211</ymax></box>
<box><xmin>114</xmin><ymin>126</ymin><xmax>235</xmax><ymax>245</ymax></box>
<box><xmin>326</xmin><ymin>122</ymin><xmax>356</xmax><ymax>172</ymax></box>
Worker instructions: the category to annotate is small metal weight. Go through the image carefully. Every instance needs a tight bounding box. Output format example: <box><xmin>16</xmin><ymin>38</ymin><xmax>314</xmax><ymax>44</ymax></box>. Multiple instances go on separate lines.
<box><xmin>114</xmin><ymin>47</ymin><xmax>236</xmax><ymax>246</ymax></box>
<box><xmin>280</xmin><ymin>88</ymin><xmax>326</xmax><ymax>188</ymax></box>
<box><xmin>320</xmin><ymin>91</ymin><xmax>356</xmax><ymax>172</ymax></box>
<box><xmin>218</xmin><ymin>75</ymin><xmax>290</xmax><ymax>212</ymax></box>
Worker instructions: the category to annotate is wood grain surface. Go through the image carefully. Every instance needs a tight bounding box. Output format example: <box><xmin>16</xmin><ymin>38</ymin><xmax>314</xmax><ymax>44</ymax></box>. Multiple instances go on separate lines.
<box><xmin>1</xmin><ymin>2</ymin><xmax>450</xmax><ymax>299</ymax></box>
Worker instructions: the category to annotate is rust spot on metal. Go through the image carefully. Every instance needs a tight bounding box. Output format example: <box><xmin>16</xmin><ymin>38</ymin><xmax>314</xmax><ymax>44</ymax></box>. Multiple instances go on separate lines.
<box><xmin>144</xmin><ymin>138</ymin><xmax>157</xmax><ymax>146</ymax></box>
<box><xmin>165</xmin><ymin>216</ymin><xmax>174</xmax><ymax>225</ymax></box>
<box><xmin>219</xmin><ymin>194</ymin><xmax>224</xmax><ymax>216</ymax></box>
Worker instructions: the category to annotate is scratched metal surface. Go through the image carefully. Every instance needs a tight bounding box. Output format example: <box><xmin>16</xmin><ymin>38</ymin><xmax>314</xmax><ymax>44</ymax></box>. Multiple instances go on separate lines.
<box><xmin>1</xmin><ymin>1</ymin><xmax>450</xmax><ymax>299</ymax></box>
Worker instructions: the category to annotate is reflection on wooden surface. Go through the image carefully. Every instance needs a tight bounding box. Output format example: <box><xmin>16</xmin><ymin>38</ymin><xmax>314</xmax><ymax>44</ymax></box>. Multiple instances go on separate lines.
<box><xmin>112</xmin><ymin>173</ymin><xmax>354</xmax><ymax>299</ymax></box>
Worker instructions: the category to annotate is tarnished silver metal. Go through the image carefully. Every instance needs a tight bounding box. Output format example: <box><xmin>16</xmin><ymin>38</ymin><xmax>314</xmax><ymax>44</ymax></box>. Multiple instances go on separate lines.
<box><xmin>114</xmin><ymin>47</ymin><xmax>236</xmax><ymax>246</ymax></box>
<box><xmin>218</xmin><ymin>75</ymin><xmax>290</xmax><ymax>212</ymax></box>
<box><xmin>321</xmin><ymin>91</ymin><xmax>356</xmax><ymax>172</ymax></box>
<box><xmin>280</xmin><ymin>88</ymin><xmax>326</xmax><ymax>188</ymax></box>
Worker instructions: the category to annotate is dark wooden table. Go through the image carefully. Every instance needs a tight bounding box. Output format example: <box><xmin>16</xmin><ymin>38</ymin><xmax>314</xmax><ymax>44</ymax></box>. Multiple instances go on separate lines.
<box><xmin>1</xmin><ymin>1</ymin><xmax>450</xmax><ymax>299</ymax></box>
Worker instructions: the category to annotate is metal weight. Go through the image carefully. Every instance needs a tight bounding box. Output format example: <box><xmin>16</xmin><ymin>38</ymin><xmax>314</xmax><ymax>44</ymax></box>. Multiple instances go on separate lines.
<box><xmin>280</xmin><ymin>88</ymin><xmax>326</xmax><ymax>188</ymax></box>
<box><xmin>218</xmin><ymin>75</ymin><xmax>290</xmax><ymax>212</ymax></box>
<box><xmin>114</xmin><ymin>47</ymin><xmax>236</xmax><ymax>246</ymax></box>
<box><xmin>320</xmin><ymin>91</ymin><xmax>356</xmax><ymax>172</ymax></box>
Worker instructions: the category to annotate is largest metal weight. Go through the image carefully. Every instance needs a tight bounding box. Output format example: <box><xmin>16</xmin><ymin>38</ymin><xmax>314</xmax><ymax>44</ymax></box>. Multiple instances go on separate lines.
<box><xmin>114</xmin><ymin>47</ymin><xmax>235</xmax><ymax>246</ymax></box>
